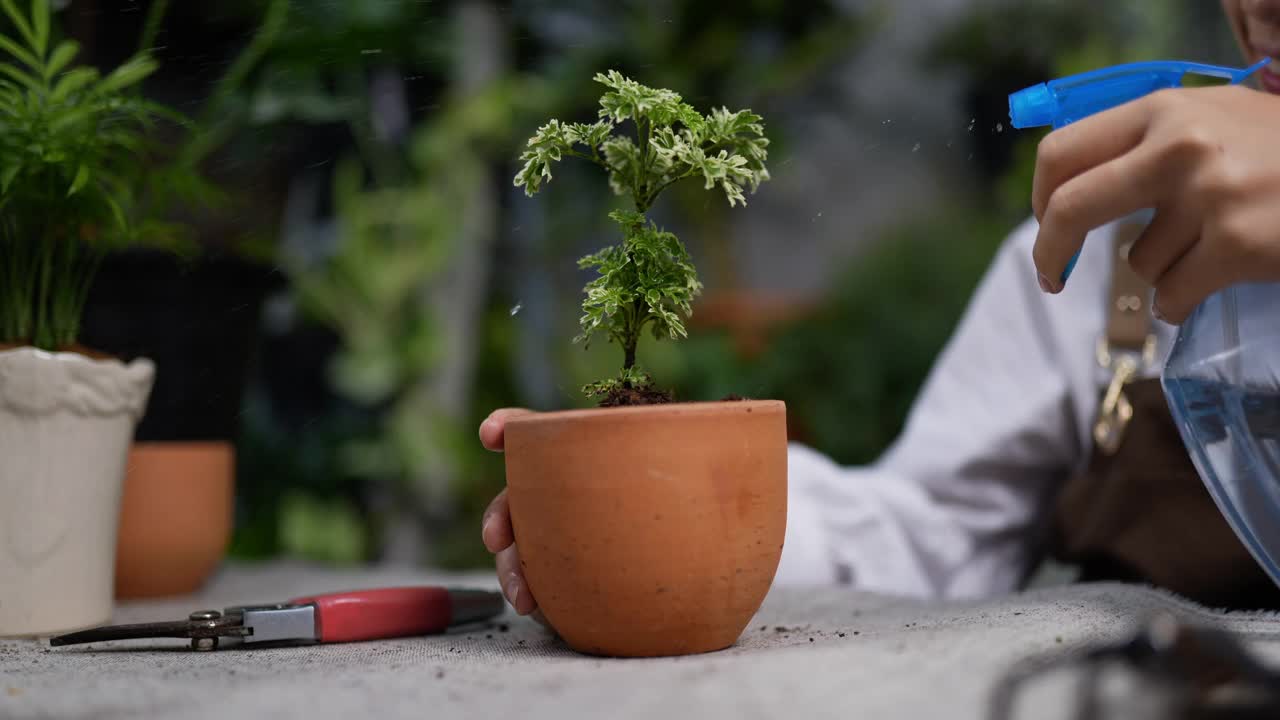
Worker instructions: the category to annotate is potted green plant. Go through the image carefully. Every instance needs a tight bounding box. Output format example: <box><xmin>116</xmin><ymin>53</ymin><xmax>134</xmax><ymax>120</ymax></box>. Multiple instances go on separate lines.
<box><xmin>0</xmin><ymin>0</ymin><xmax>180</xmax><ymax>635</ymax></box>
<box><xmin>501</xmin><ymin>71</ymin><xmax>786</xmax><ymax>657</ymax></box>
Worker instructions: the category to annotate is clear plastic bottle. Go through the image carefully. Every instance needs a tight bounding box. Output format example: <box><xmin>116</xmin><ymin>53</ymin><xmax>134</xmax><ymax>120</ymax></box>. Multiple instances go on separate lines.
<box><xmin>1162</xmin><ymin>284</ymin><xmax>1280</xmax><ymax>587</ymax></box>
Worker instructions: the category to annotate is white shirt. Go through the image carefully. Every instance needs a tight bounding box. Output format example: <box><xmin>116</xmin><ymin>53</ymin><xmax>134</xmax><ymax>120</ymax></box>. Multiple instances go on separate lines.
<box><xmin>776</xmin><ymin>216</ymin><xmax>1178</xmax><ymax>598</ymax></box>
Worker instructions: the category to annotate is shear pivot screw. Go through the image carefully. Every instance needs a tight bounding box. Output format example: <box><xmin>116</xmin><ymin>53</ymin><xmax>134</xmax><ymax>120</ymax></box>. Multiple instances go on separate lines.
<box><xmin>189</xmin><ymin>610</ymin><xmax>221</xmax><ymax>651</ymax></box>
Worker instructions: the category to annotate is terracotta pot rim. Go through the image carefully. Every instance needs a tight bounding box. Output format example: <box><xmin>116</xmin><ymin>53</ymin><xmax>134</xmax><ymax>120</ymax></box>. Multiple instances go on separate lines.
<box><xmin>507</xmin><ymin>399</ymin><xmax>784</xmax><ymax>427</ymax></box>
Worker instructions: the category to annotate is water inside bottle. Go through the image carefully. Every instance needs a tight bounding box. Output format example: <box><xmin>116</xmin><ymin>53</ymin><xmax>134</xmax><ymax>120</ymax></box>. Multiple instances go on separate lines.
<box><xmin>1163</xmin><ymin>376</ymin><xmax>1280</xmax><ymax>584</ymax></box>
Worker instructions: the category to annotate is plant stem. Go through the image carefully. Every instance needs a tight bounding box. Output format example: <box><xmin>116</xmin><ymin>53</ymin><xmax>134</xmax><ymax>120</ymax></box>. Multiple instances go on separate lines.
<box><xmin>0</xmin><ymin>219</ymin><xmax>28</xmax><ymax>342</ymax></box>
<box><xmin>137</xmin><ymin>0</ymin><xmax>170</xmax><ymax>55</ymax></box>
<box><xmin>33</xmin><ymin>224</ymin><xmax>53</xmax><ymax>350</ymax></box>
<box><xmin>618</xmin><ymin>207</ymin><xmax>647</xmax><ymax>373</ymax></box>
<box><xmin>622</xmin><ymin>297</ymin><xmax>643</xmax><ymax>371</ymax></box>
<box><xmin>51</xmin><ymin>230</ymin><xmax>71</xmax><ymax>346</ymax></box>
<box><xmin>65</xmin><ymin>246</ymin><xmax>103</xmax><ymax>348</ymax></box>
<box><xmin>643</xmin><ymin>168</ymin><xmax>697</xmax><ymax>210</ymax></box>
<box><xmin>564</xmin><ymin>148</ymin><xmax>612</xmax><ymax>173</ymax></box>
<box><xmin>633</xmin><ymin>115</ymin><xmax>647</xmax><ymax>203</ymax></box>
<box><xmin>622</xmin><ymin>335</ymin><xmax>637</xmax><ymax>370</ymax></box>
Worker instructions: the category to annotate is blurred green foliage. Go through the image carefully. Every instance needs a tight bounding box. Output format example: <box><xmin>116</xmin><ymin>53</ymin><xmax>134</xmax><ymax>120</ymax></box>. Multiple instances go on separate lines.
<box><xmin>661</xmin><ymin>2</ymin><xmax>1208</xmax><ymax>466</ymax></box>
<box><xmin>215</xmin><ymin>0</ymin><xmax>869</xmax><ymax>567</ymax></box>
<box><xmin>195</xmin><ymin>0</ymin><xmax>1221</xmax><ymax>568</ymax></box>
<box><xmin>666</xmin><ymin>207</ymin><xmax>1007</xmax><ymax>464</ymax></box>
<box><xmin>229</xmin><ymin>400</ymin><xmax>376</xmax><ymax>562</ymax></box>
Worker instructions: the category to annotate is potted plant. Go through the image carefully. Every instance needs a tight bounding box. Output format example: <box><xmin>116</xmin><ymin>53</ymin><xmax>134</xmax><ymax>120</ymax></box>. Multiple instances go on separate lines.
<box><xmin>0</xmin><ymin>0</ymin><xmax>179</xmax><ymax>635</ymax></box>
<box><xmin>502</xmin><ymin>71</ymin><xmax>785</xmax><ymax>657</ymax></box>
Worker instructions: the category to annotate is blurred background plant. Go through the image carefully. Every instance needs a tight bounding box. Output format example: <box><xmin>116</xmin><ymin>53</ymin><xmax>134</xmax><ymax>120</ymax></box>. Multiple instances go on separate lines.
<box><xmin>0</xmin><ymin>0</ymin><xmax>197</xmax><ymax>350</ymax></box>
<box><xmin>47</xmin><ymin>0</ymin><xmax>1240</xmax><ymax>568</ymax></box>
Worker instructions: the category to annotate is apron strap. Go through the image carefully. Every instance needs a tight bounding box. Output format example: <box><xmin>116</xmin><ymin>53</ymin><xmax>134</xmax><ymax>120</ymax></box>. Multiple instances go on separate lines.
<box><xmin>1106</xmin><ymin>220</ymin><xmax>1154</xmax><ymax>352</ymax></box>
<box><xmin>1093</xmin><ymin>220</ymin><xmax>1157</xmax><ymax>454</ymax></box>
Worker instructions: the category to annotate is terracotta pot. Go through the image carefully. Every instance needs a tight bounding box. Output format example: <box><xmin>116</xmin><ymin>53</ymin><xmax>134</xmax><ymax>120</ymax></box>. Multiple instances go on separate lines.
<box><xmin>0</xmin><ymin>347</ymin><xmax>154</xmax><ymax>636</ymax></box>
<box><xmin>504</xmin><ymin>400</ymin><xmax>787</xmax><ymax>657</ymax></box>
<box><xmin>114</xmin><ymin>442</ymin><xmax>234</xmax><ymax>598</ymax></box>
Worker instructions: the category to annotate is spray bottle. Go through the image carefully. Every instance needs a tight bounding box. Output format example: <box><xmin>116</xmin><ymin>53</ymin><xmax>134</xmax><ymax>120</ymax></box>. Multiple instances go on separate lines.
<box><xmin>1008</xmin><ymin>59</ymin><xmax>1280</xmax><ymax>591</ymax></box>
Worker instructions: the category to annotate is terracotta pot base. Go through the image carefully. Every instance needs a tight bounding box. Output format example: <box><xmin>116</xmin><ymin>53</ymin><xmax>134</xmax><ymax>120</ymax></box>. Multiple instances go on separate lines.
<box><xmin>504</xmin><ymin>400</ymin><xmax>788</xmax><ymax>657</ymax></box>
<box><xmin>114</xmin><ymin>442</ymin><xmax>234</xmax><ymax>599</ymax></box>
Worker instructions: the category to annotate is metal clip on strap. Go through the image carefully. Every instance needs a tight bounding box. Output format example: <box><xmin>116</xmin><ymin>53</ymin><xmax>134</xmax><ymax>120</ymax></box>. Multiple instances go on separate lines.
<box><xmin>1094</xmin><ymin>347</ymin><xmax>1139</xmax><ymax>454</ymax></box>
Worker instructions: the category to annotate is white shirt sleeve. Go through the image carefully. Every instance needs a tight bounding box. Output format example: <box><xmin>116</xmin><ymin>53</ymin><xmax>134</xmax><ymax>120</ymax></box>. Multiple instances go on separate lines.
<box><xmin>774</xmin><ymin>217</ymin><xmax>1169</xmax><ymax>599</ymax></box>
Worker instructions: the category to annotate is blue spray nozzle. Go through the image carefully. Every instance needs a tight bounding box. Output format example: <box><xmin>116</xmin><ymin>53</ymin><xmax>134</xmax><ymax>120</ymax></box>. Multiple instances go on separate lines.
<box><xmin>1008</xmin><ymin>83</ymin><xmax>1056</xmax><ymax>129</ymax></box>
<box><xmin>1009</xmin><ymin>58</ymin><xmax>1270</xmax><ymax>130</ymax></box>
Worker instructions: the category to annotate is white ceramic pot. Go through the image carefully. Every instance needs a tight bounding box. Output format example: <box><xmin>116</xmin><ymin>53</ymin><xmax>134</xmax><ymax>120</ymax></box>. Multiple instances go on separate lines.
<box><xmin>0</xmin><ymin>347</ymin><xmax>154</xmax><ymax>636</ymax></box>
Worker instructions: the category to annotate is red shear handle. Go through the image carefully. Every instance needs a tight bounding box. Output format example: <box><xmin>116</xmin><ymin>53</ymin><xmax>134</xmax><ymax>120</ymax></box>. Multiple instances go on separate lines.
<box><xmin>290</xmin><ymin>587</ymin><xmax>453</xmax><ymax>643</ymax></box>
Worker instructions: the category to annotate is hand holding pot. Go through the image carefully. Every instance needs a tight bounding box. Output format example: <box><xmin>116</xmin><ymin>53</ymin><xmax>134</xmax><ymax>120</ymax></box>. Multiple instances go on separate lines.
<box><xmin>479</xmin><ymin>409</ymin><xmax>539</xmax><ymax>616</ymax></box>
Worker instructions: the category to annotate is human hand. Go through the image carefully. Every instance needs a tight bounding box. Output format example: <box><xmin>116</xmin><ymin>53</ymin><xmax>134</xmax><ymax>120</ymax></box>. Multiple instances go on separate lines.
<box><xmin>1030</xmin><ymin>85</ymin><xmax>1280</xmax><ymax>322</ymax></box>
<box><xmin>479</xmin><ymin>409</ymin><xmax>542</xmax><ymax>617</ymax></box>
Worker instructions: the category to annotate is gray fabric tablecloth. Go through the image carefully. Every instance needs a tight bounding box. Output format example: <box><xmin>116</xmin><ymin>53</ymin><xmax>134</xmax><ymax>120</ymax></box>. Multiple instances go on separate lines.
<box><xmin>3</xmin><ymin>562</ymin><xmax>1279</xmax><ymax>720</ymax></box>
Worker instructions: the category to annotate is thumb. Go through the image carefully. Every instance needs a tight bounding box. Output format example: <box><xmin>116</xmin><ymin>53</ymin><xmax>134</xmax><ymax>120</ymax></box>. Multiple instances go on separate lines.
<box><xmin>479</xmin><ymin>408</ymin><xmax>535</xmax><ymax>452</ymax></box>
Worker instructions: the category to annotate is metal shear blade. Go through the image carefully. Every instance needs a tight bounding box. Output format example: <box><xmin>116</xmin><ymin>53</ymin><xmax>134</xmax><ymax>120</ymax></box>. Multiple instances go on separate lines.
<box><xmin>49</xmin><ymin>609</ymin><xmax>252</xmax><ymax>651</ymax></box>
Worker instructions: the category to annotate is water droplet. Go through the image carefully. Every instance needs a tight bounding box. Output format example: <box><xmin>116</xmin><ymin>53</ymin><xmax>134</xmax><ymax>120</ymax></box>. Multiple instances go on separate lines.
<box><xmin>510</xmin><ymin>303</ymin><xmax>523</xmax><ymax>317</ymax></box>
<box><xmin>967</xmin><ymin>118</ymin><xmax>976</xmax><ymax>132</ymax></box>
<box><xmin>882</xmin><ymin>119</ymin><xmax>892</xmax><ymax>125</ymax></box>
<box><xmin>911</xmin><ymin>142</ymin><xmax>921</xmax><ymax>153</ymax></box>
<box><xmin>946</xmin><ymin>140</ymin><xmax>953</xmax><ymax>148</ymax></box>
<box><xmin>361</xmin><ymin>49</ymin><xmax>383</xmax><ymax>55</ymax></box>
<box><xmin>996</xmin><ymin>122</ymin><xmax>1004</xmax><ymax>133</ymax></box>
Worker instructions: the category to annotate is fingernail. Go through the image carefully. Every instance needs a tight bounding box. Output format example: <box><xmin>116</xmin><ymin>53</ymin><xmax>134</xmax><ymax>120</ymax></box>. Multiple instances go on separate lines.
<box><xmin>481</xmin><ymin>513</ymin><xmax>493</xmax><ymax>541</ymax></box>
<box><xmin>1038</xmin><ymin>273</ymin><xmax>1058</xmax><ymax>294</ymax></box>
<box><xmin>504</xmin><ymin>573</ymin><xmax>523</xmax><ymax>610</ymax></box>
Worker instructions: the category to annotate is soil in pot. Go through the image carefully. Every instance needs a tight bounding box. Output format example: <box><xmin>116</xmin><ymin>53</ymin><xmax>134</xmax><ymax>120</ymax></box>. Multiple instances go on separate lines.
<box><xmin>503</xmin><ymin>399</ymin><xmax>787</xmax><ymax>657</ymax></box>
<box><xmin>0</xmin><ymin>342</ymin><xmax>114</xmax><ymax>359</ymax></box>
<box><xmin>594</xmin><ymin>384</ymin><xmax>674</xmax><ymax>407</ymax></box>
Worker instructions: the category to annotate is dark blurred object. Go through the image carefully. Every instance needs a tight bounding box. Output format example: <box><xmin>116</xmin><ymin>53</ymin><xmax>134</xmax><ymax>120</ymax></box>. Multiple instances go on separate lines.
<box><xmin>518</xmin><ymin>0</ymin><xmax>867</xmax><ymax>106</ymax></box>
<box><xmin>989</xmin><ymin>612</ymin><xmax>1280</xmax><ymax>720</ymax></box>
<box><xmin>80</xmin><ymin>250</ymin><xmax>282</xmax><ymax>442</ymax></box>
<box><xmin>924</xmin><ymin>0</ymin><xmax>1105</xmax><ymax>184</ymax></box>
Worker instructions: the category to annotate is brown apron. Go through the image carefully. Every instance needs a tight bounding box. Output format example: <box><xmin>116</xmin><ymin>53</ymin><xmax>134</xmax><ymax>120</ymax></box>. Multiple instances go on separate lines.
<box><xmin>1049</xmin><ymin>222</ymin><xmax>1280</xmax><ymax>609</ymax></box>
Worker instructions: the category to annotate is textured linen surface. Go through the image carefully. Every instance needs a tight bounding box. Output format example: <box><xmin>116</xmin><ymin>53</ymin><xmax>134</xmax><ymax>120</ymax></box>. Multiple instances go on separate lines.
<box><xmin>2</xmin><ymin>563</ymin><xmax>1278</xmax><ymax>720</ymax></box>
